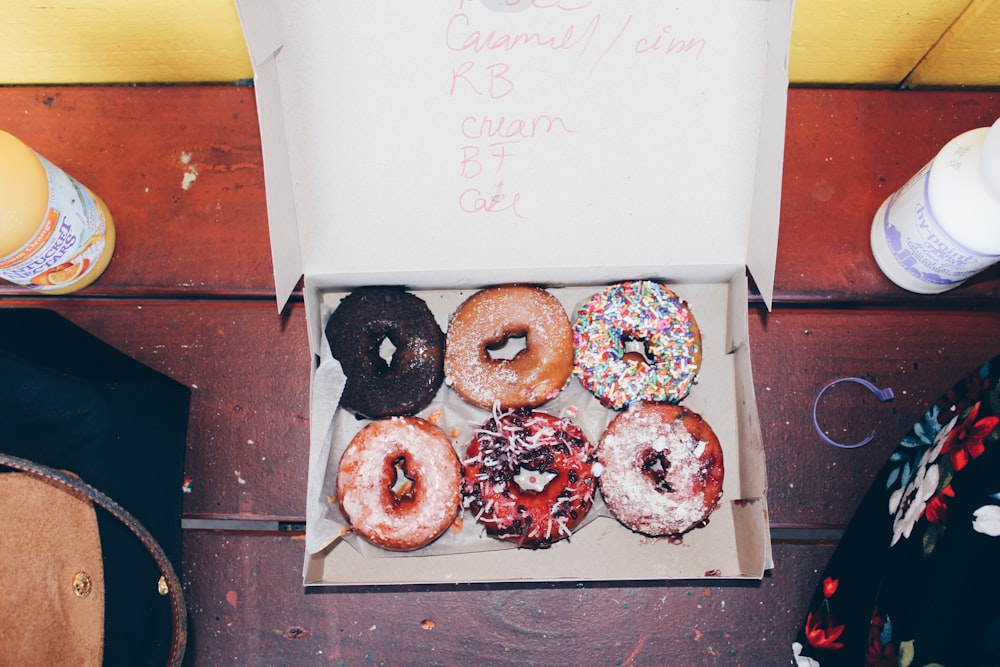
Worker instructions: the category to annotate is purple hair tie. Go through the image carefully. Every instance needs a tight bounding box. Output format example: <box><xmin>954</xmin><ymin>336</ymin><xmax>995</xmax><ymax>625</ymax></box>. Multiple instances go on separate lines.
<box><xmin>813</xmin><ymin>377</ymin><xmax>895</xmax><ymax>449</ymax></box>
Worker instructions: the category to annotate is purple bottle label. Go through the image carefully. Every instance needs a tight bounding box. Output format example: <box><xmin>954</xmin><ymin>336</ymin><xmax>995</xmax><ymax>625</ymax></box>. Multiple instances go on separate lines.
<box><xmin>880</xmin><ymin>164</ymin><xmax>1000</xmax><ymax>287</ymax></box>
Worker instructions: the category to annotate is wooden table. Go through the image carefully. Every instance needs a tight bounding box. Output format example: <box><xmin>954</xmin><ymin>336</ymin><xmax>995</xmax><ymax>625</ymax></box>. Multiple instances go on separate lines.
<box><xmin>2</xmin><ymin>86</ymin><xmax>998</xmax><ymax>665</ymax></box>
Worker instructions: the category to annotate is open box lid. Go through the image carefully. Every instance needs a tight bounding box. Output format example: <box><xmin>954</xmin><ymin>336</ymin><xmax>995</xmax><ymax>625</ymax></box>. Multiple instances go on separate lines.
<box><xmin>236</xmin><ymin>1</ymin><xmax>792</xmax><ymax>313</ymax></box>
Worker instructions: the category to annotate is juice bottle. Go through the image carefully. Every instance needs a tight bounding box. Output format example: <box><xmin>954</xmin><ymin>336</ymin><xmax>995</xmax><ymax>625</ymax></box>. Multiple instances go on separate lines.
<box><xmin>0</xmin><ymin>130</ymin><xmax>116</xmax><ymax>293</ymax></box>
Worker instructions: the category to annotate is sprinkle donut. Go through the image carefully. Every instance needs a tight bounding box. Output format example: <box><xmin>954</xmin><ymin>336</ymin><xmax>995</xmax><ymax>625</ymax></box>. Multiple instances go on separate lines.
<box><xmin>445</xmin><ymin>285</ymin><xmax>574</xmax><ymax>410</ymax></box>
<box><xmin>325</xmin><ymin>287</ymin><xmax>445</xmax><ymax>419</ymax></box>
<box><xmin>462</xmin><ymin>408</ymin><xmax>597</xmax><ymax>549</ymax></box>
<box><xmin>597</xmin><ymin>402</ymin><xmax>724</xmax><ymax>537</ymax></box>
<box><xmin>573</xmin><ymin>281</ymin><xmax>702</xmax><ymax>410</ymax></box>
<box><xmin>337</xmin><ymin>416</ymin><xmax>462</xmax><ymax>551</ymax></box>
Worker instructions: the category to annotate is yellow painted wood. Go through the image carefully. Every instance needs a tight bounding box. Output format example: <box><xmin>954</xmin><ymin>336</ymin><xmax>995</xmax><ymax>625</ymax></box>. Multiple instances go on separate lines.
<box><xmin>905</xmin><ymin>0</ymin><xmax>1000</xmax><ymax>87</ymax></box>
<box><xmin>0</xmin><ymin>0</ymin><xmax>252</xmax><ymax>84</ymax></box>
<box><xmin>788</xmin><ymin>0</ymin><xmax>973</xmax><ymax>85</ymax></box>
<box><xmin>0</xmin><ymin>0</ymin><xmax>996</xmax><ymax>87</ymax></box>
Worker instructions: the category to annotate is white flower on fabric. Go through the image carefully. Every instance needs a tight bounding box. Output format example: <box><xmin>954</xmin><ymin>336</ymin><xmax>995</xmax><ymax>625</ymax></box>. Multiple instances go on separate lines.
<box><xmin>887</xmin><ymin>414</ymin><xmax>956</xmax><ymax>546</ymax></box>
<box><xmin>792</xmin><ymin>642</ymin><xmax>821</xmax><ymax>666</ymax></box>
<box><xmin>972</xmin><ymin>505</ymin><xmax>1000</xmax><ymax>537</ymax></box>
<box><xmin>889</xmin><ymin>460</ymin><xmax>940</xmax><ymax>546</ymax></box>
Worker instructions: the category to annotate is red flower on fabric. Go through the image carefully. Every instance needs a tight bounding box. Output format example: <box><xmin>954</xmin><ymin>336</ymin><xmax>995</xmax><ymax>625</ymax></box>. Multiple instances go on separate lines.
<box><xmin>923</xmin><ymin>484</ymin><xmax>955</xmax><ymax>525</ymax></box>
<box><xmin>937</xmin><ymin>373</ymin><xmax>992</xmax><ymax>425</ymax></box>
<box><xmin>805</xmin><ymin>611</ymin><xmax>845</xmax><ymax>650</ymax></box>
<box><xmin>939</xmin><ymin>402</ymin><xmax>999</xmax><ymax>471</ymax></box>
<box><xmin>865</xmin><ymin>610</ymin><xmax>897</xmax><ymax>667</ymax></box>
<box><xmin>823</xmin><ymin>576</ymin><xmax>839</xmax><ymax>598</ymax></box>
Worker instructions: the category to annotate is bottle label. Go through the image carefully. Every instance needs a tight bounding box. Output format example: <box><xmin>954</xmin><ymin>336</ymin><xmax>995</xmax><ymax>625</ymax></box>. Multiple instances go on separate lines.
<box><xmin>0</xmin><ymin>153</ymin><xmax>110</xmax><ymax>290</ymax></box>
<box><xmin>879</xmin><ymin>162</ymin><xmax>1000</xmax><ymax>288</ymax></box>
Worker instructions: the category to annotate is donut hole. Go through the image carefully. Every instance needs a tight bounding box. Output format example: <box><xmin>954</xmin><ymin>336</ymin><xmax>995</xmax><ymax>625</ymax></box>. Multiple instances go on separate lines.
<box><xmin>485</xmin><ymin>331</ymin><xmax>527</xmax><ymax>361</ymax></box>
<box><xmin>379</xmin><ymin>336</ymin><xmax>398</xmax><ymax>366</ymax></box>
<box><xmin>362</xmin><ymin>326</ymin><xmax>402</xmax><ymax>376</ymax></box>
<box><xmin>388</xmin><ymin>456</ymin><xmax>416</xmax><ymax>503</ymax></box>
<box><xmin>641</xmin><ymin>449</ymin><xmax>674</xmax><ymax>493</ymax></box>
<box><xmin>512</xmin><ymin>466</ymin><xmax>557</xmax><ymax>493</ymax></box>
<box><xmin>621</xmin><ymin>337</ymin><xmax>652</xmax><ymax>367</ymax></box>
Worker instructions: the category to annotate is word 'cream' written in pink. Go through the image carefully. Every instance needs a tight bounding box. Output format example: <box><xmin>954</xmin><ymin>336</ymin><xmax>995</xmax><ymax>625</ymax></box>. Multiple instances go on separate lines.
<box><xmin>461</xmin><ymin>114</ymin><xmax>573</xmax><ymax>140</ymax></box>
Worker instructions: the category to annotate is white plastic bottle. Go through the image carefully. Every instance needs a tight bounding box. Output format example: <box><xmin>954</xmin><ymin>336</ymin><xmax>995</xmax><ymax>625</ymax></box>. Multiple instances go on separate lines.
<box><xmin>870</xmin><ymin>117</ymin><xmax>1000</xmax><ymax>293</ymax></box>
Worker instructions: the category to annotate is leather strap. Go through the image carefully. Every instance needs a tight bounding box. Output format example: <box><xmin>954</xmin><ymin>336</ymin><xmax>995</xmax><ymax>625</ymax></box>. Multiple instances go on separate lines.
<box><xmin>0</xmin><ymin>452</ymin><xmax>187</xmax><ymax>667</ymax></box>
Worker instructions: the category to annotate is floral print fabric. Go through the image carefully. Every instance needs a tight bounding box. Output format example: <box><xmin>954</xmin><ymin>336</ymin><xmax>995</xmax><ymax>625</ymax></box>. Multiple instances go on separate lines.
<box><xmin>794</xmin><ymin>356</ymin><xmax>1000</xmax><ymax>666</ymax></box>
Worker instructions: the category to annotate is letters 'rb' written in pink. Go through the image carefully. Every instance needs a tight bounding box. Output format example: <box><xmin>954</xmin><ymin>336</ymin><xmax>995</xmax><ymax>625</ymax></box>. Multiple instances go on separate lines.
<box><xmin>450</xmin><ymin>61</ymin><xmax>515</xmax><ymax>99</ymax></box>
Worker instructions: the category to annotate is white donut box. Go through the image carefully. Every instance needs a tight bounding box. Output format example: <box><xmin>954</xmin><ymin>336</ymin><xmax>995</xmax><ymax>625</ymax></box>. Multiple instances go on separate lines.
<box><xmin>235</xmin><ymin>0</ymin><xmax>793</xmax><ymax>586</ymax></box>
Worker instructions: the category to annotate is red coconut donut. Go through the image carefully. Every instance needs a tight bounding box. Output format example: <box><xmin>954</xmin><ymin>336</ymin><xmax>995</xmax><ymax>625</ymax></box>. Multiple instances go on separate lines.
<box><xmin>598</xmin><ymin>402</ymin><xmax>724</xmax><ymax>537</ymax></box>
<box><xmin>462</xmin><ymin>408</ymin><xmax>598</xmax><ymax>549</ymax></box>
<box><xmin>573</xmin><ymin>281</ymin><xmax>702</xmax><ymax>410</ymax></box>
<box><xmin>337</xmin><ymin>416</ymin><xmax>461</xmax><ymax>551</ymax></box>
<box><xmin>445</xmin><ymin>285</ymin><xmax>574</xmax><ymax>410</ymax></box>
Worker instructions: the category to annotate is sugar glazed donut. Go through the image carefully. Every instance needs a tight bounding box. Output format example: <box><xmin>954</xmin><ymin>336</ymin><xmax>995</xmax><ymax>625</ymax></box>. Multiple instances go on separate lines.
<box><xmin>445</xmin><ymin>286</ymin><xmax>574</xmax><ymax>410</ymax></box>
<box><xmin>597</xmin><ymin>402</ymin><xmax>724</xmax><ymax>537</ymax></box>
<box><xmin>462</xmin><ymin>408</ymin><xmax>598</xmax><ymax>549</ymax></box>
<box><xmin>573</xmin><ymin>281</ymin><xmax>702</xmax><ymax>410</ymax></box>
<box><xmin>337</xmin><ymin>416</ymin><xmax>462</xmax><ymax>551</ymax></box>
<box><xmin>325</xmin><ymin>287</ymin><xmax>445</xmax><ymax>419</ymax></box>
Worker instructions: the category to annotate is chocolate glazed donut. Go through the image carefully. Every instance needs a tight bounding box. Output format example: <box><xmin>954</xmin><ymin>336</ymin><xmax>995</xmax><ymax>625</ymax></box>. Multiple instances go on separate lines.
<box><xmin>325</xmin><ymin>287</ymin><xmax>445</xmax><ymax>419</ymax></box>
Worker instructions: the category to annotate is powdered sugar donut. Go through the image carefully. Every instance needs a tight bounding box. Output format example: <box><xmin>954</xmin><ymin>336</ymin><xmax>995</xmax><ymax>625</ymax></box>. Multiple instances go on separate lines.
<box><xmin>598</xmin><ymin>402</ymin><xmax>723</xmax><ymax>537</ymax></box>
<box><xmin>445</xmin><ymin>285</ymin><xmax>574</xmax><ymax>410</ymax></box>
<box><xmin>573</xmin><ymin>281</ymin><xmax>702</xmax><ymax>410</ymax></box>
<box><xmin>462</xmin><ymin>407</ymin><xmax>598</xmax><ymax>549</ymax></box>
<box><xmin>337</xmin><ymin>416</ymin><xmax>461</xmax><ymax>551</ymax></box>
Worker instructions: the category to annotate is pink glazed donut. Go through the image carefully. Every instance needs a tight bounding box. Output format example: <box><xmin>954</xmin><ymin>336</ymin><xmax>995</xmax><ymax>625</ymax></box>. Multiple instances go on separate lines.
<box><xmin>337</xmin><ymin>416</ymin><xmax>461</xmax><ymax>551</ymax></box>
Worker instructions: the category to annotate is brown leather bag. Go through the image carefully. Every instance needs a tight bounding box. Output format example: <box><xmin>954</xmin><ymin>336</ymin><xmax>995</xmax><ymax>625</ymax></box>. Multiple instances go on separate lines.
<box><xmin>0</xmin><ymin>454</ymin><xmax>187</xmax><ymax>667</ymax></box>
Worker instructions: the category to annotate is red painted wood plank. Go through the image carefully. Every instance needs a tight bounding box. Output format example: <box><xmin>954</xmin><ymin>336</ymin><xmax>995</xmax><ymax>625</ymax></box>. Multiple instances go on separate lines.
<box><xmin>0</xmin><ymin>86</ymin><xmax>273</xmax><ymax>297</ymax></box>
<box><xmin>5</xmin><ymin>298</ymin><xmax>995</xmax><ymax>529</ymax></box>
<box><xmin>1</xmin><ymin>87</ymin><xmax>999</xmax><ymax>302</ymax></box>
<box><xmin>776</xmin><ymin>89</ymin><xmax>1000</xmax><ymax>303</ymax></box>
<box><xmin>181</xmin><ymin>532</ymin><xmax>831</xmax><ymax>666</ymax></box>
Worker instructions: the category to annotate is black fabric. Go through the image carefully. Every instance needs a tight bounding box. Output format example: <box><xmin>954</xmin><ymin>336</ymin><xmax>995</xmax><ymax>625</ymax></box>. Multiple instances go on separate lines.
<box><xmin>794</xmin><ymin>354</ymin><xmax>1000</xmax><ymax>666</ymax></box>
<box><xmin>0</xmin><ymin>308</ymin><xmax>189</xmax><ymax>667</ymax></box>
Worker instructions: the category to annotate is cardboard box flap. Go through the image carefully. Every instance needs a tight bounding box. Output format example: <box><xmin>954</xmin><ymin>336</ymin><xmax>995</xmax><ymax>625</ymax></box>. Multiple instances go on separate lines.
<box><xmin>237</xmin><ymin>0</ymin><xmax>302</xmax><ymax>310</ymax></box>
<box><xmin>747</xmin><ymin>0</ymin><xmax>795</xmax><ymax>309</ymax></box>
<box><xmin>236</xmin><ymin>1</ymin><xmax>791</xmax><ymax>311</ymax></box>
